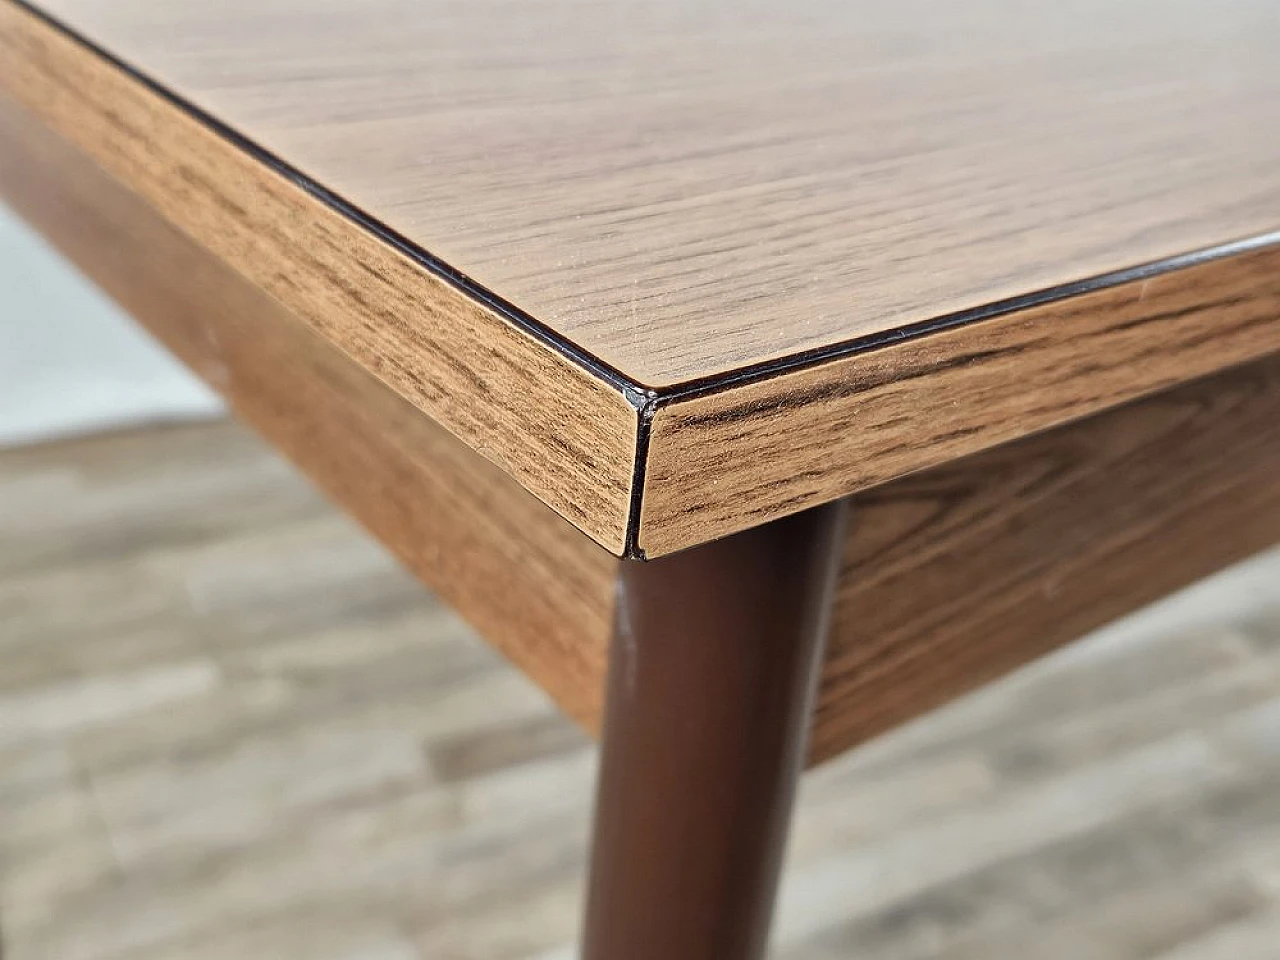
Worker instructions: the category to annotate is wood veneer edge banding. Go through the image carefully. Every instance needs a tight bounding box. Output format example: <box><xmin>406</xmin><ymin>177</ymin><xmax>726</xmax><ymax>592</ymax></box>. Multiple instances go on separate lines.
<box><xmin>624</xmin><ymin>235</ymin><xmax>1280</xmax><ymax>556</ymax></box>
<box><xmin>10</xmin><ymin>0</ymin><xmax>693</xmax><ymax>559</ymax></box>
<box><xmin>638</xmin><ymin>243</ymin><xmax>1280</xmax><ymax>556</ymax></box>
<box><xmin>1</xmin><ymin>0</ymin><xmax>642</xmax><ymax>554</ymax></box>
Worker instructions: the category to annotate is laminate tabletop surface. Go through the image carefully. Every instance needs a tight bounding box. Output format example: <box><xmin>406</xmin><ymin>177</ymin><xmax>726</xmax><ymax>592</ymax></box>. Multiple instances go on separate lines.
<box><xmin>2</xmin><ymin>0</ymin><xmax>1279</xmax><ymax>555</ymax></box>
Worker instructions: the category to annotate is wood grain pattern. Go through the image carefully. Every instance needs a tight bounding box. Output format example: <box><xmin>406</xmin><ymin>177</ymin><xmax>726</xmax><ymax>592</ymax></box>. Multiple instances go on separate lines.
<box><xmin>6</xmin><ymin>0</ymin><xmax>1280</xmax><ymax>556</ymax></box>
<box><xmin>641</xmin><ymin>248</ymin><xmax>1280</xmax><ymax>555</ymax></box>
<box><xmin>812</xmin><ymin>351</ymin><xmax>1280</xmax><ymax>762</ymax></box>
<box><xmin>0</xmin><ymin>91</ymin><xmax>617</xmax><ymax>729</ymax></box>
<box><xmin>0</xmin><ymin>0</ymin><xmax>639</xmax><ymax>553</ymax></box>
<box><xmin>24</xmin><ymin>0</ymin><xmax>1280</xmax><ymax>386</ymax></box>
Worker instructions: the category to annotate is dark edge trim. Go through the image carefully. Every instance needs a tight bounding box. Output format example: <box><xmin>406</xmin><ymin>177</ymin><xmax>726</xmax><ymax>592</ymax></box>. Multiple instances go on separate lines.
<box><xmin>16</xmin><ymin>0</ymin><xmax>1280</xmax><ymax>558</ymax></box>
<box><xmin>652</xmin><ymin>230</ymin><xmax>1280</xmax><ymax>405</ymax></box>
<box><xmin>9</xmin><ymin>0</ymin><xmax>654</xmax><ymax>411</ymax></box>
<box><xmin>622</xmin><ymin>399</ymin><xmax>656</xmax><ymax>559</ymax></box>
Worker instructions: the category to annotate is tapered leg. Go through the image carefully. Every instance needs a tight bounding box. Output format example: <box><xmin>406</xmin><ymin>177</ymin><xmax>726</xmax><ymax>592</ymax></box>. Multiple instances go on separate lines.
<box><xmin>582</xmin><ymin>502</ymin><xmax>848</xmax><ymax>960</ymax></box>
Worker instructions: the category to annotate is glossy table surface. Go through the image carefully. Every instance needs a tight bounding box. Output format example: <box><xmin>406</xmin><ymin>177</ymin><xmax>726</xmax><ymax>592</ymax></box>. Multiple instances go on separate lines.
<box><xmin>23</xmin><ymin>0</ymin><xmax>1280</xmax><ymax>384</ymax></box>
<box><xmin>3</xmin><ymin>0</ymin><xmax>1279</xmax><ymax>555</ymax></box>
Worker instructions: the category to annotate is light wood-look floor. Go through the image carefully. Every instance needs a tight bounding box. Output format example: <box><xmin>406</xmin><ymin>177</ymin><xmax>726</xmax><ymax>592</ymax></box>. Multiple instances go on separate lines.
<box><xmin>3</xmin><ymin>419</ymin><xmax>1280</xmax><ymax>960</ymax></box>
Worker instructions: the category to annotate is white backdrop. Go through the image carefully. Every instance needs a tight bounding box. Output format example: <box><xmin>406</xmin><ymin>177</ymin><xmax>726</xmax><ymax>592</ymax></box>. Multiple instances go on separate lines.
<box><xmin>0</xmin><ymin>202</ymin><xmax>223</xmax><ymax>448</ymax></box>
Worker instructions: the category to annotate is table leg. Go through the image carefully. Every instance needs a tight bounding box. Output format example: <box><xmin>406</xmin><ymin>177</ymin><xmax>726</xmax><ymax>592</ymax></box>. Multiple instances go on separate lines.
<box><xmin>581</xmin><ymin>502</ymin><xmax>847</xmax><ymax>960</ymax></box>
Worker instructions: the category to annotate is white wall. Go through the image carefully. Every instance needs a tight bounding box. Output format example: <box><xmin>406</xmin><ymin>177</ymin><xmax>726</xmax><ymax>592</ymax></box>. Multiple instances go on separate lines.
<box><xmin>0</xmin><ymin>202</ymin><xmax>223</xmax><ymax>448</ymax></box>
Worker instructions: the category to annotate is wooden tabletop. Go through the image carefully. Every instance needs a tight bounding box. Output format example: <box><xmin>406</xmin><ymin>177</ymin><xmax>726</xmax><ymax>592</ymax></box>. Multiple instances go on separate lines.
<box><xmin>3</xmin><ymin>0</ymin><xmax>1279</xmax><ymax>556</ymax></box>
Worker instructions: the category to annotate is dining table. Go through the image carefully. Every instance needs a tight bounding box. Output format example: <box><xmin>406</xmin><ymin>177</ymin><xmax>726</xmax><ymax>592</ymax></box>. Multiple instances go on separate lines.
<box><xmin>2</xmin><ymin>0</ymin><xmax>1279</xmax><ymax>956</ymax></box>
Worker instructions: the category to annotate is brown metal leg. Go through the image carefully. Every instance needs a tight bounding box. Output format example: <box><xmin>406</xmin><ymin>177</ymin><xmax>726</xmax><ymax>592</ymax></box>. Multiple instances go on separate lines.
<box><xmin>582</xmin><ymin>502</ymin><xmax>848</xmax><ymax>960</ymax></box>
